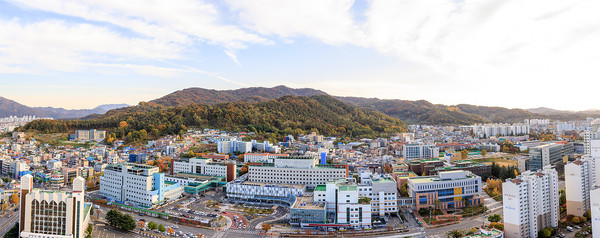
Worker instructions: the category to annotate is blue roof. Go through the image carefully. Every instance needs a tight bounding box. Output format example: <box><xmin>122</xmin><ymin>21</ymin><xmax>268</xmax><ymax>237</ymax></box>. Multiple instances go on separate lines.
<box><xmin>86</xmin><ymin>157</ymin><xmax>95</xmax><ymax>161</ymax></box>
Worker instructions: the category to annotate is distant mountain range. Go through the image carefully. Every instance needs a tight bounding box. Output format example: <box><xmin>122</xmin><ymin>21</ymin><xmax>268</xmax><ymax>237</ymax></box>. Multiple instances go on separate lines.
<box><xmin>146</xmin><ymin>86</ymin><xmax>600</xmax><ymax>124</ymax></box>
<box><xmin>0</xmin><ymin>97</ymin><xmax>128</xmax><ymax>119</ymax></box>
<box><xmin>6</xmin><ymin>85</ymin><xmax>600</xmax><ymax>125</ymax></box>
<box><xmin>150</xmin><ymin>85</ymin><xmax>327</xmax><ymax>106</ymax></box>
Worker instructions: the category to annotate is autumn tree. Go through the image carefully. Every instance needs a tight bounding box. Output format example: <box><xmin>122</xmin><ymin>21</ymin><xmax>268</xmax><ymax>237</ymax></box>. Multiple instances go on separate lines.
<box><xmin>262</xmin><ymin>224</ymin><xmax>271</xmax><ymax>233</ymax></box>
<box><xmin>461</xmin><ymin>150</ymin><xmax>469</xmax><ymax>159</ymax></box>
<box><xmin>481</xmin><ymin>149</ymin><xmax>487</xmax><ymax>157</ymax></box>
<box><xmin>11</xmin><ymin>193</ymin><xmax>18</xmax><ymax>204</ymax></box>
<box><xmin>383</xmin><ymin>164</ymin><xmax>392</xmax><ymax>173</ymax></box>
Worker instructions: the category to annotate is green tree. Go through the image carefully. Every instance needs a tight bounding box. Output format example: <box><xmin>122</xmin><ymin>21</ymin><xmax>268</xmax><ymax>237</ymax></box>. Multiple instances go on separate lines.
<box><xmin>105</xmin><ymin>210</ymin><xmax>121</xmax><ymax>228</ymax></box>
<box><xmin>448</xmin><ymin>229</ymin><xmax>463</xmax><ymax>238</ymax></box>
<box><xmin>3</xmin><ymin>222</ymin><xmax>18</xmax><ymax>238</ymax></box>
<box><xmin>148</xmin><ymin>221</ymin><xmax>158</xmax><ymax>230</ymax></box>
<box><xmin>158</xmin><ymin>224</ymin><xmax>166</xmax><ymax>232</ymax></box>
<box><xmin>400</xmin><ymin>182</ymin><xmax>409</xmax><ymax>197</ymax></box>
<box><xmin>119</xmin><ymin>214</ymin><xmax>136</xmax><ymax>231</ymax></box>
<box><xmin>488</xmin><ymin>214</ymin><xmax>501</xmax><ymax>223</ymax></box>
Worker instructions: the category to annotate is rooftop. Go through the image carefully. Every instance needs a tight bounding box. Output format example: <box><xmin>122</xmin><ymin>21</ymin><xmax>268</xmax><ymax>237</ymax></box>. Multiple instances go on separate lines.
<box><xmin>292</xmin><ymin>196</ymin><xmax>325</xmax><ymax>210</ymax></box>
<box><xmin>314</xmin><ymin>185</ymin><xmax>326</xmax><ymax>192</ymax></box>
<box><xmin>338</xmin><ymin>185</ymin><xmax>356</xmax><ymax>192</ymax></box>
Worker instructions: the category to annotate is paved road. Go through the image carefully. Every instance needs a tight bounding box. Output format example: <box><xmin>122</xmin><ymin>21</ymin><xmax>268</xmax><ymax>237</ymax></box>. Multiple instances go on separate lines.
<box><xmin>248</xmin><ymin>206</ymin><xmax>288</xmax><ymax>230</ymax></box>
<box><xmin>0</xmin><ymin>214</ymin><xmax>18</xmax><ymax>237</ymax></box>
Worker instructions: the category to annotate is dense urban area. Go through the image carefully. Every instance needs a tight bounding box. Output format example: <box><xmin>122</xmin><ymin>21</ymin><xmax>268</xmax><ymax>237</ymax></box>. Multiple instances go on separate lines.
<box><xmin>2</xmin><ymin>114</ymin><xmax>600</xmax><ymax>238</ymax></box>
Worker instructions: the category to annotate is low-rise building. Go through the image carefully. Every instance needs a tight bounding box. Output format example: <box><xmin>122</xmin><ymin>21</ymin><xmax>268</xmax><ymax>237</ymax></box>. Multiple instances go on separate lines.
<box><xmin>407</xmin><ymin>170</ymin><xmax>483</xmax><ymax>211</ymax></box>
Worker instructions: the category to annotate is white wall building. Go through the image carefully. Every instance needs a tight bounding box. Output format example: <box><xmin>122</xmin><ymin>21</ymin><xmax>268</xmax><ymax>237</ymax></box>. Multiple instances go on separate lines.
<box><xmin>314</xmin><ymin>178</ymin><xmax>372</xmax><ymax>228</ymax></box>
<box><xmin>247</xmin><ymin>156</ymin><xmax>347</xmax><ymax>189</ymax></box>
<box><xmin>503</xmin><ymin>166</ymin><xmax>559</xmax><ymax>238</ymax></box>
<box><xmin>173</xmin><ymin>158</ymin><xmax>228</xmax><ymax>177</ymax></box>
<box><xmin>244</xmin><ymin>153</ymin><xmax>289</xmax><ymax>163</ymax></box>
<box><xmin>358</xmin><ymin>173</ymin><xmax>398</xmax><ymax>216</ymax></box>
<box><xmin>590</xmin><ymin>186</ymin><xmax>600</xmax><ymax>238</ymax></box>
<box><xmin>19</xmin><ymin>174</ymin><xmax>91</xmax><ymax>238</ymax></box>
<box><xmin>565</xmin><ymin>156</ymin><xmax>600</xmax><ymax>216</ymax></box>
<box><xmin>100</xmin><ymin>163</ymin><xmax>183</xmax><ymax>208</ymax></box>
<box><xmin>402</xmin><ymin>144</ymin><xmax>439</xmax><ymax>160</ymax></box>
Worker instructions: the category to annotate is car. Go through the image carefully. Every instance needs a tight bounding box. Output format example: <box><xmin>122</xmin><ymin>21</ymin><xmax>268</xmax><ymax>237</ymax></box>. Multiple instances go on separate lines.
<box><xmin>566</xmin><ymin>226</ymin><xmax>574</xmax><ymax>232</ymax></box>
<box><xmin>574</xmin><ymin>225</ymin><xmax>581</xmax><ymax>229</ymax></box>
<box><xmin>139</xmin><ymin>213</ymin><xmax>144</xmax><ymax>216</ymax></box>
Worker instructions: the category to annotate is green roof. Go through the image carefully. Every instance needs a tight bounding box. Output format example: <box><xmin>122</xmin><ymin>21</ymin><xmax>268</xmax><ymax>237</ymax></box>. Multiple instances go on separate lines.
<box><xmin>315</xmin><ymin>185</ymin><xmax>326</xmax><ymax>192</ymax></box>
<box><xmin>338</xmin><ymin>185</ymin><xmax>356</xmax><ymax>192</ymax></box>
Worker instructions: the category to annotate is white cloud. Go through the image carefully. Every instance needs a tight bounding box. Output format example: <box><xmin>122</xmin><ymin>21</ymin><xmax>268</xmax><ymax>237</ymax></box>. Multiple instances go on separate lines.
<box><xmin>0</xmin><ymin>19</ymin><xmax>180</xmax><ymax>72</ymax></box>
<box><xmin>225</xmin><ymin>0</ymin><xmax>366</xmax><ymax>45</ymax></box>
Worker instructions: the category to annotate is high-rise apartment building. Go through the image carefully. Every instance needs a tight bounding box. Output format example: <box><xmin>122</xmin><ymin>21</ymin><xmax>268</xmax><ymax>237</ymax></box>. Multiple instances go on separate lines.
<box><xmin>503</xmin><ymin>167</ymin><xmax>559</xmax><ymax>238</ymax></box>
<box><xmin>19</xmin><ymin>174</ymin><xmax>91</xmax><ymax>238</ymax></box>
<box><xmin>590</xmin><ymin>186</ymin><xmax>600</xmax><ymax>238</ymax></box>
<box><xmin>565</xmin><ymin>156</ymin><xmax>600</xmax><ymax>216</ymax></box>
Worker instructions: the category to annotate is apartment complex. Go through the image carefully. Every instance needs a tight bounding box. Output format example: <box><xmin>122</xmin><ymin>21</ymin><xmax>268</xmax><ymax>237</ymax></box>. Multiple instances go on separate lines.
<box><xmin>591</xmin><ymin>186</ymin><xmax>600</xmax><ymax>238</ymax></box>
<box><xmin>407</xmin><ymin>170</ymin><xmax>483</xmax><ymax>210</ymax></box>
<box><xmin>100</xmin><ymin>163</ymin><xmax>183</xmax><ymax>208</ymax></box>
<box><xmin>565</xmin><ymin>156</ymin><xmax>600</xmax><ymax>216</ymax></box>
<box><xmin>172</xmin><ymin>157</ymin><xmax>236</xmax><ymax>182</ymax></box>
<box><xmin>503</xmin><ymin>167</ymin><xmax>559</xmax><ymax>238</ymax></box>
<box><xmin>19</xmin><ymin>174</ymin><xmax>91</xmax><ymax>238</ymax></box>
<box><xmin>403</xmin><ymin>144</ymin><xmax>439</xmax><ymax>160</ymax></box>
<box><xmin>247</xmin><ymin>156</ymin><xmax>348</xmax><ymax>189</ymax></box>
<box><xmin>529</xmin><ymin>143</ymin><xmax>574</xmax><ymax>171</ymax></box>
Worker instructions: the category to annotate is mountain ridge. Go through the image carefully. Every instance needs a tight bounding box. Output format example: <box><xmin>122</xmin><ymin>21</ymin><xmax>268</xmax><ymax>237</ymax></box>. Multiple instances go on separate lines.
<box><xmin>0</xmin><ymin>96</ymin><xmax>129</xmax><ymax>119</ymax></box>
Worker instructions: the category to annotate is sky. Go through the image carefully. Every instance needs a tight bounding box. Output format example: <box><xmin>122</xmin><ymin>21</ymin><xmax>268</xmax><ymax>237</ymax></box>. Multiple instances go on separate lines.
<box><xmin>0</xmin><ymin>0</ymin><xmax>599</xmax><ymax>111</ymax></box>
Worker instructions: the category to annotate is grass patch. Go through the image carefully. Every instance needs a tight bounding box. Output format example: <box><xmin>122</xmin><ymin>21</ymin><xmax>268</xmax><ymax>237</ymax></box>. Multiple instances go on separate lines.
<box><xmin>457</xmin><ymin>204</ymin><xmax>488</xmax><ymax>217</ymax></box>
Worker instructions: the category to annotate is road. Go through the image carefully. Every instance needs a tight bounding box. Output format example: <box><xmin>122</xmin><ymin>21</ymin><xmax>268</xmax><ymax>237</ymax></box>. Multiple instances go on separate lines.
<box><xmin>0</xmin><ymin>214</ymin><xmax>17</xmax><ymax>237</ymax></box>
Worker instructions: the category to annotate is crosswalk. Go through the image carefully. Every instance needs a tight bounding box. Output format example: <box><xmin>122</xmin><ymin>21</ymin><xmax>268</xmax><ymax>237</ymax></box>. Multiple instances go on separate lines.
<box><xmin>228</xmin><ymin>228</ymin><xmax>261</xmax><ymax>235</ymax></box>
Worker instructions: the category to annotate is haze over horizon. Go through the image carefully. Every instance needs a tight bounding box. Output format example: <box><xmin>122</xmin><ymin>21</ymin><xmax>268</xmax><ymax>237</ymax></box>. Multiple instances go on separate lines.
<box><xmin>1</xmin><ymin>0</ymin><xmax>599</xmax><ymax>111</ymax></box>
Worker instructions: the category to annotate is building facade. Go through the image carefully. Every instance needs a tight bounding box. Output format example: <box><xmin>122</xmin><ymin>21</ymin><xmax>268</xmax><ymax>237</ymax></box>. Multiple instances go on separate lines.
<box><xmin>172</xmin><ymin>157</ymin><xmax>236</xmax><ymax>182</ymax></box>
<box><xmin>407</xmin><ymin>170</ymin><xmax>482</xmax><ymax>211</ymax></box>
<box><xmin>565</xmin><ymin>157</ymin><xmax>600</xmax><ymax>216</ymax></box>
<box><xmin>19</xmin><ymin>174</ymin><xmax>91</xmax><ymax>238</ymax></box>
<box><xmin>503</xmin><ymin>167</ymin><xmax>559</xmax><ymax>238</ymax></box>
<box><xmin>247</xmin><ymin>156</ymin><xmax>348</xmax><ymax>189</ymax></box>
<box><xmin>403</xmin><ymin>144</ymin><xmax>439</xmax><ymax>160</ymax></box>
<box><xmin>529</xmin><ymin>143</ymin><xmax>574</xmax><ymax>171</ymax></box>
<box><xmin>99</xmin><ymin>163</ymin><xmax>183</xmax><ymax>208</ymax></box>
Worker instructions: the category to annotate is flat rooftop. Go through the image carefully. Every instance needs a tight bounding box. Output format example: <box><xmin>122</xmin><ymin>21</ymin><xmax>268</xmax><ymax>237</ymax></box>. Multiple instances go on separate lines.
<box><xmin>292</xmin><ymin>196</ymin><xmax>325</xmax><ymax>210</ymax></box>
<box><xmin>242</xmin><ymin>181</ymin><xmax>305</xmax><ymax>190</ymax></box>
<box><xmin>172</xmin><ymin>173</ymin><xmax>222</xmax><ymax>181</ymax></box>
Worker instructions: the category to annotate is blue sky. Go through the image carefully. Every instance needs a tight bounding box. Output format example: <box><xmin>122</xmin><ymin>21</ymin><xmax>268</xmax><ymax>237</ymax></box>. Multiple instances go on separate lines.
<box><xmin>0</xmin><ymin>0</ymin><xmax>599</xmax><ymax>111</ymax></box>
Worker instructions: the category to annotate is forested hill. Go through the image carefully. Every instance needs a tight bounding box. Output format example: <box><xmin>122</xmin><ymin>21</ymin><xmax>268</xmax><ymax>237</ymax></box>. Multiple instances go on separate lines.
<box><xmin>151</xmin><ymin>85</ymin><xmax>327</xmax><ymax>107</ymax></box>
<box><xmin>20</xmin><ymin>95</ymin><xmax>407</xmax><ymax>142</ymax></box>
<box><xmin>336</xmin><ymin>97</ymin><xmax>488</xmax><ymax>125</ymax></box>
